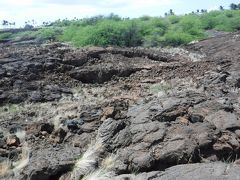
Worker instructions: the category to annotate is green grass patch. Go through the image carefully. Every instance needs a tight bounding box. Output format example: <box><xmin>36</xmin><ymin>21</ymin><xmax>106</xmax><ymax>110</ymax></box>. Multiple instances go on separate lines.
<box><xmin>0</xmin><ymin>32</ymin><xmax>13</xmax><ymax>40</ymax></box>
<box><xmin>11</xmin><ymin>31</ymin><xmax>38</xmax><ymax>41</ymax></box>
<box><xmin>149</xmin><ymin>83</ymin><xmax>172</xmax><ymax>94</ymax></box>
<box><xmin>2</xmin><ymin>28</ymin><xmax>63</xmax><ymax>42</ymax></box>
<box><xmin>0</xmin><ymin>104</ymin><xmax>20</xmax><ymax>114</ymax></box>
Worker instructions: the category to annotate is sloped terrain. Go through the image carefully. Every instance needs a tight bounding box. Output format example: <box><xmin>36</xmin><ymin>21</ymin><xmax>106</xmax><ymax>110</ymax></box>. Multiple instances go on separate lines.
<box><xmin>0</xmin><ymin>32</ymin><xmax>240</xmax><ymax>180</ymax></box>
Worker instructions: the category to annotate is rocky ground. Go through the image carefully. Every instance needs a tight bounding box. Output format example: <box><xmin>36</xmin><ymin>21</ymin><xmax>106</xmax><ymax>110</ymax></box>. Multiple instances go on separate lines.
<box><xmin>0</xmin><ymin>32</ymin><xmax>240</xmax><ymax>180</ymax></box>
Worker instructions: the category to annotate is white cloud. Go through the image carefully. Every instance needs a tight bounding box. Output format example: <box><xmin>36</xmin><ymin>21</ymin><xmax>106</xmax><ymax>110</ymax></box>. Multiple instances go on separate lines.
<box><xmin>0</xmin><ymin>0</ymin><xmax>34</xmax><ymax>11</ymax></box>
<box><xmin>11</xmin><ymin>0</ymin><xmax>33</xmax><ymax>6</ymax></box>
<box><xmin>207</xmin><ymin>5</ymin><xmax>219</xmax><ymax>12</ymax></box>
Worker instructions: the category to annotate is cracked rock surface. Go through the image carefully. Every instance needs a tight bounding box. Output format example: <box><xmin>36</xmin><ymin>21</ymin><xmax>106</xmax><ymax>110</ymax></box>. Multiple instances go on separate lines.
<box><xmin>1</xmin><ymin>32</ymin><xmax>240</xmax><ymax>179</ymax></box>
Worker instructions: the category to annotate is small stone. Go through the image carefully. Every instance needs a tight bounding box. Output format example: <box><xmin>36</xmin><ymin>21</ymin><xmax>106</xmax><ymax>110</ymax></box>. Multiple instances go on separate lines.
<box><xmin>216</xmin><ymin>66</ymin><xmax>222</xmax><ymax>72</ymax></box>
<box><xmin>0</xmin><ymin>138</ymin><xmax>6</xmax><ymax>148</ymax></box>
<box><xmin>219</xmin><ymin>134</ymin><xmax>229</xmax><ymax>141</ymax></box>
<box><xmin>101</xmin><ymin>107</ymin><xmax>115</xmax><ymax>121</ymax></box>
<box><xmin>235</xmin><ymin>78</ymin><xmax>240</xmax><ymax>88</ymax></box>
<box><xmin>235</xmin><ymin>130</ymin><xmax>240</xmax><ymax>138</ymax></box>
<box><xmin>190</xmin><ymin>114</ymin><xmax>204</xmax><ymax>123</ymax></box>
<box><xmin>205</xmin><ymin>110</ymin><xmax>239</xmax><ymax>130</ymax></box>
<box><xmin>234</xmin><ymin>159</ymin><xmax>240</xmax><ymax>164</ymax></box>
<box><xmin>176</xmin><ymin>117</ymin><xmax>189</xmax><ymax>124</ymax></box>
<box><xmin>206</xmin><ymin>154</ymin><xmax>218</xmax><ymax>162</ymax></box>
<box><xmin>6</xmin><ymin>135</ymin><xmax>20</xmax><ymax>147</ymax></box>
<box><xmin>41</xmin><ymin>131</ymin><xmax>48</xmax><ymax>136</ymax></box>
<box><xmin>0</xmin><ymin>148</ymin><xmax>8</xmax><ymax>156</ymax></box>
<box><xmin>228</xmin><ymin>137</ymin><xmax>240</xmax><ymax>148</ymax></box>
<box><xmin>65</xmin><ymin>120</ymin><xmax>83</xmax><ymax>132</ymax></box>
<box><xmin>213</xmin><ymin>142</ymin><xmax>232</xmax><ymax>151</ymax></box>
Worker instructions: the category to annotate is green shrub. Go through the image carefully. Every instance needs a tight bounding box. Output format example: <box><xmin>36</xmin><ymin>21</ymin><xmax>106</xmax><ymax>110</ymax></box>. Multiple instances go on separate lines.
<box><xmin>36</xmin><ymin>28</ymin><xmax>62</xmax><ymax>41</ymax></box>
<box><xmin>59</xmin><ymin>20</ymin><xmax>143</xmax><ymax>47</ymax></box>
<box><xmin>201</xmin><ymin>11</ymin><xmax>222</xmax><ymax>30</ymax></box>
<box><xmin>178</xmin><ymin>15</ymin><xmax>203</xmax><ymax>36</ymax></box>
<box><xmin>9</xmin><ymin>10</ymin><xmax>240</xmax><ymax>47</ymax></box>
<box><xmin>201</xmin><ymin>16</ymin><xmax>217</xmax><ymax>30</ymax></box>
<box><xmin>121</xmin><ymin>21</ymin><xmax>143</xmax><ymax>47</ymax></box>
<box><xmin>139</xmin><ymin>15</ymin><xmax>151</xmax><ymax>21</ymax></box>
<box><xmin>225</xmin><ymin>11</ymin><xmax>234</xmax><ymax>18</ymax></box>
<box><xmin>139</xmin><ymin>18</ymin><xmax>169</xmax><ymax>37</ymax></box>
<box><xmin>7</xmin><ymin>28</ymin><xmax>62</xmax><ymax>42</ymax></box>
<box><xmin>214</xmin><ymin>14</ymin><xmax>233</xmax><ymax>31</ymax></box>
<box><xmin>168</xmin><ymin>15</ymin><xmax>181</xmax><ymax>24</ymax></box>
<box><xmin>51</xmin><ymin>19</ymin><xmax>72</xmax><ymax>27</ymax></box>
<box><xmin>161</xmin><ymin>32</ymin><xmax>194</xmax><ymax>46</ymax></box>
<box><xmin>143</xmin><ymin>27</ymin><xmax>168</xmax><ymax>47</ymax></box>
<box><xmin>0</xmin><ymin>32</ymin><xmax>12</xmax><ymax>40</ymax></box>
<box><xmin>201</xmin><ymin>10</ymin><xmax>240</xmax><ymax>31</ymax></box>
<box><xmin>229</xmin><ymin>16</ymin><xmax>240</xmax><ymax>31</ymax></box>
<box><xmin>58</xmin><ymin>25</ymin><xmax>92</xmax><ymax>46</ymax></box>
<box><xmin>11</xmin><ymin>31</ymin><xmax>37</xmax><ymax>41</ymax></box>
<box><xmin>86</xmin><ymin>21</ymin><xmax>125</xmax><ymax>46</ymax></box>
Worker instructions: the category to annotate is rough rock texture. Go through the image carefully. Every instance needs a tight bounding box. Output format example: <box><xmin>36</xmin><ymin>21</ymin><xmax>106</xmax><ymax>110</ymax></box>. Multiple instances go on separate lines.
<box><xmin>1</xmin><ymin>32</ymin><xmax>240</xmax><ymax>179</ymax></box>
<box><xmin>114</xmin><ymin>162</ymin><xmax>240</xmax><ymax>180</ymax></box>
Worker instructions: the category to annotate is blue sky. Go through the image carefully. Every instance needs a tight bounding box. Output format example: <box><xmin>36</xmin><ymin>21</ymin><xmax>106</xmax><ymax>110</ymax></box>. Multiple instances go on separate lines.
<box><xmin>0</xmin><ymin>0</ymin><xmax>240</xmax><ymax>27</ymax></box>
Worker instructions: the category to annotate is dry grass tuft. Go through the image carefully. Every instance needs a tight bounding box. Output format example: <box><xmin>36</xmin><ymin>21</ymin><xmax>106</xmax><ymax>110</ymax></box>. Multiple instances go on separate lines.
<box><xmin>101</xmin><ymin>154</ymin><xmax>118</xmax><ymax>171</ymax></box>
<box><xmin>0</xmin><ymin>160</ymin><xmax>11</xmax><ymax>177</ymax></box>
<box><xmin>15</xmin><ymin>130</ymin><xmax>26</xmax><ymax>142</ymax></box>
<box><xmin>12</xmin><ymin>142</ymin><xmax>30</xmax><ymax>174</ymax></box>
<box><xmin>80</xmin><ymin>154</ymin><xmax>118</xmax><ymax>180</ymax></box>
<box><xmin>0</xmin><ymin>131</ymin><xmax>30</xmax><ymax>178</ymax></box>
<box><xmin>70</xmin><ymin>139</ymin><xmax>103</xmax><ymax>180</ymax></box>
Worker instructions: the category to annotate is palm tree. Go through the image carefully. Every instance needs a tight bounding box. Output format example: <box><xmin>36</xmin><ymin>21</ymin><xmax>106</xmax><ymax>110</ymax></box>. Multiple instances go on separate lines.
<box><xmin>169</xmin><ymin>9</ymin><xmax>174</xmax><ymax>16</ymax></box>
<box><xmin>32</xmin><ymin>19</ymin><xmax>36</xmax><ymax>26</ymax></box>
<box><xmin>201</xmin><ymin>9</ymin><xmax>207</xmax><ymax>13</ymax></box>
<box><xmin>2</xmin><ymin>20</ymin><xmax>8</xmax><ymax>28</ymax></box>
<box><xmin>238</xmin><ymin>4</ymin><xmax>240</xmax><ymax>10</ymax></box>
<box><xmin>230</xmin><ymin>3</ymin><xmax>238</xmax><ymax>10</ymax></box>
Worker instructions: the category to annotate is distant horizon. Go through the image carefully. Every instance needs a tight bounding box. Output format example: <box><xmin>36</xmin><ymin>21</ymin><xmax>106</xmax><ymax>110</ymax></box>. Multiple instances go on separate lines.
<box><xmin>1</xmin><ymin>0</ymin><xmax>240</xmax><ymax>28</ymax></box>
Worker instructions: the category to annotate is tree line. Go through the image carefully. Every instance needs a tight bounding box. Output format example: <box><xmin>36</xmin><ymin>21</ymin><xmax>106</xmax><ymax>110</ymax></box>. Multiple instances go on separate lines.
<box><xmin>2</xmin><ymin>20</ymin><xmax>15</xmax><ymax>28</ymax></box>
<box><xmin>230</xmin><ymin>3</ymin><xmax>240</xmax><ymax>10</ymax></box>
<box><xmin>2</xmin><ymin>2</ymin><xmax>240</xmax><ymax>29</ymax></box>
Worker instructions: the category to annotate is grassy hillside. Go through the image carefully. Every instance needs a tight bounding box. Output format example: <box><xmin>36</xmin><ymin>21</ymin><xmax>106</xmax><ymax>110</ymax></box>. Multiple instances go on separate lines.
<box><xmin>1</xmin><ymin>10</ymin><xmax>240</xmax><ymax>47</ymax></box>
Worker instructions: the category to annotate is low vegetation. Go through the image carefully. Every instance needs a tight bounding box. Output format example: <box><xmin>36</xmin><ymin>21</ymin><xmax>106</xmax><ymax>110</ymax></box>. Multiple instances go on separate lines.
<box><xmin>1</xmin><ymin>7</ymin><xmax>240</xmax><ymax>47</ymax></box>
<box><xmin>0</xmin><ymin>27</ymin><xmax>62</xmax><ymax>42</ymax></box>
<box><xmin>57</xmin><ymin>9</ymin><xmax>240</xmax><ymax>47</ymax></box>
